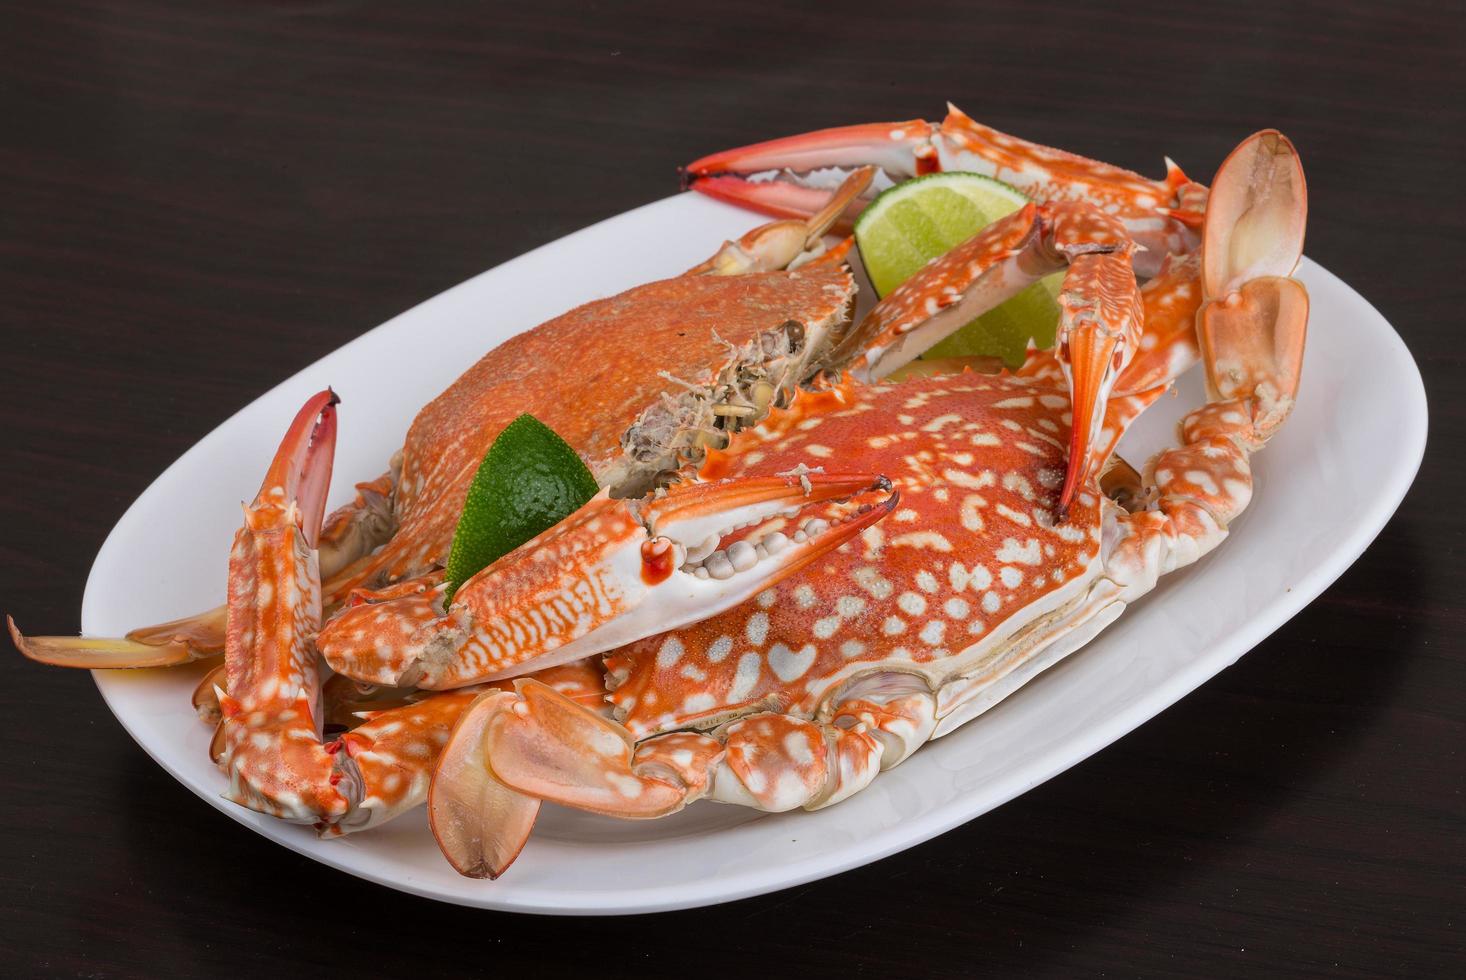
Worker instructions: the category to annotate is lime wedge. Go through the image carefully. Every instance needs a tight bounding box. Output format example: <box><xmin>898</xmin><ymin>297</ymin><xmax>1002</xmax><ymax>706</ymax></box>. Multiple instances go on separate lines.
<box><xmin>443</xmin><ymin>414</ymin><xmax>600</xmax><ymax>604</ymax></box>
<box><xmin>854</xmin><ymin>172</ymin><xmax>1063</xmax><ymax>367</ymax></box>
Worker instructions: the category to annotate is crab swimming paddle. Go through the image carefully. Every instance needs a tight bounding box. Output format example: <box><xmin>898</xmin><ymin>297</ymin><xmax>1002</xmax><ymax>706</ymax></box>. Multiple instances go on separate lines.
<box><xmin>853</xmin><ymin>171</ymin><xmax>1063</xmax><ymax>368</ymax></box>
<box><xmin>443</xmin><ymin>414</ymin><xmax>600</xmax><ymax>605</ymax></box>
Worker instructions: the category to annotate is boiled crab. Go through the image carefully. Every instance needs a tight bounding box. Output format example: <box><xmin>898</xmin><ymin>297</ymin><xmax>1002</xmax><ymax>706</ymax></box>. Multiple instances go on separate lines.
<box><xmin>9</xmin><ymin>171</ymin><xmax>900</xmax><ymax>830</ymax></box>
<box><xmin>10</xmin><ymin>112</ymin><xmax>1307</xmax><ymax>883</ymax></box>
<box><xmin>420</xmin><ymin>125</ymin><xmax>1308</xmax><ymax>877</ymax></box>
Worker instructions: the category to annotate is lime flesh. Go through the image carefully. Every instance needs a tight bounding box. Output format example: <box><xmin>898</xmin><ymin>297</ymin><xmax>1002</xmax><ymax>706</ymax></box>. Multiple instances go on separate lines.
<box><xmin>854</xmin><ymin>172</ymin><xmax>1062</xmax><ymax>367</ymax></box>
<box><xmin>443</xmin><ymin>414</ymin><xmax>600</xmax><ymax>604</ymax></box>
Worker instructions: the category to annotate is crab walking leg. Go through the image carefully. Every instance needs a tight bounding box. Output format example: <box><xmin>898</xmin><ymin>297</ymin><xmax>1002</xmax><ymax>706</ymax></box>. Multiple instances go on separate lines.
<box><xmin>317</xmin><ymin>471</ymin><xmax>399</xmax><ymax>583</ymax></box>
<box><xmin>190</xmin><ymin>649</ymin><xmax>608</xmax><ymax>836</ymax></box>
<box><xmin>684</xmin><ymin>167</ymin><xmax>874</xmax><ymax>276</ymax></box>
<box><xmin>319</xmin><ymin>473</ymin><xmax>897</xmax><ymax>688</ymax></box>
<box><xmin>8</xmin><ymin>615</ymin><xmax>221</xmax><ymax>668</ymax></box>
<box><xmin>1113</xmin><ymin>251</ymin><xmax>1205</xmax><ymax>395</ymax></box>
<box><xmin>1092</xmin><ymin>128</ymin><xmax>1308</xmax><ymax>602</ymax></box>
<box><xmin>898</xmin><ymin>248</ymin><xmax>1201</xmax><ymax>395</ymax></box>
<box><xmin>428</xmin><ymin>676</ymin><xmax>938</xmax><ymax>878</ymax></box>
<box><xmin>1067</xmin><ymin>130</ymin><xmax>1302</xmax><ymax>525</ymax></box>
<box><xmin>835</xmin><ymin>199</ymin><xmax>1144</xmax><ymax>516</ymax></box>
<box><xmin>336</xmin><ymin>660</ymin><xmax>613</xmax><ymax>841</ymax></box>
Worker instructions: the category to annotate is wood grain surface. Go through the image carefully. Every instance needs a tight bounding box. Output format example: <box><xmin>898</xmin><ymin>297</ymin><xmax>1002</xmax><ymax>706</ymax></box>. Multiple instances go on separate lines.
<box><xmin>2</xmin><ymin>1</ymin><xmax>1460</xmax><ymax>976</ymax></box>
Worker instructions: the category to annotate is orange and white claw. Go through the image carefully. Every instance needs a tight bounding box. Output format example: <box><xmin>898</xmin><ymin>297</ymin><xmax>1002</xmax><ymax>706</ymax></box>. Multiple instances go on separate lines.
<box><xmin>683</xmin><ymin>105</ymin><xmax>1202</xmax><ymax>276</ymax></box>
<box><xmin>326</xmin><ymin>688</ymin><xmax>484</xmax><ymax>834</ymax></box>
<box><xmin>683</xmin><ymin>118</ymin><xmax>937</xmax><ymax>192</ymax></box>
<box><xmin>320</xmin><ymin>472</ymin><xmax>896</xmax><ymax>690</ymax></box>
<box><xmin>829</xmin><ymin>196</ymin><xmax>1144</xmax><ymax>516</ymax></box>
<box><xmin>218</xmin><ymin>389</ymin><xmax>351</xmax><ymax>824</ymax></box>
<box><xmin>836</xmin><ymin>202</ymin><xmax>1044</xmax><ymax>381</ymax></box>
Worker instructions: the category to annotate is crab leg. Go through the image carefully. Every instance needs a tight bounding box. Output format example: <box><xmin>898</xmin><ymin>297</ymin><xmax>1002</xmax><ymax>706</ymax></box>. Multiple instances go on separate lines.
<box><xmin>1107</xmin><ymin>130</ymin><xmax>1307</xmax><ymax>590</ymax></box>
<box><xmin>206</xmin><ymin>395</ymin><xmax>629</xmax><ymax>831</ymax></box>
<box><xmin>317</xmin><ymin>471</ymin><xmax>399</xmax><ymax>581</ymax></box>
<box><xmin>1056</xmin><ymin>131</ymin><xmax>1302</xmax><ymax>516</ymax></box>
<box><xmin>319</xmin><ymin>472</ymin><xmax>897</xmax><ymax>689</ymax></box>
<box><xmin>684</xmin><ymin>166</ymin><xmax>874</xmax><ymax>276</ymax></box>
<box><xmin>683</xmin><ymin>104</ymin><xmax>1205</xmax><ymax>276</ymax></box>
<box><xmin>329</xmin><ymin>659</ymin><xmax>611</xmax><ymax>838</ymax></box>
<box><xmin>212</xmin><ymin>389</ymin><xmax>351</xmax><ymax>822</ymax></box>
<box><xmin>429</xmin><ymin>673</ymin><xmax>939</xmax><ymax>878</ymax></box>
<box><xmin>833</xmin><ymin>199</ymin><xmax>1143</xmax><ymax>516</ymax></box>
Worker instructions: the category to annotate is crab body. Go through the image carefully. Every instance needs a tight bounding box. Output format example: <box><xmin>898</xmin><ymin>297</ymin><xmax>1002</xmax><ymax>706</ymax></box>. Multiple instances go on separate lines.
<box><xmin>357</xmin><ymin>261</ymin><xmax>859</xmax><ymax>588</ymax></box>
<box><xmin>608</xmin><ymin>374</ymin><xmax>1105</xmax><ymax>742</ymax></box>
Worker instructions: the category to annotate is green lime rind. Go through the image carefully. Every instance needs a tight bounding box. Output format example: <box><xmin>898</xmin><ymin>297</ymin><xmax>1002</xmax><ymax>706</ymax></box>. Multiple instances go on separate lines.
<box><xmin>854</xmin><ymin>171</ymin><xmax>1064</xmax><ymax>367</ymax></box>
<box><xmin>442</xmin><ymin>413</ymin><xmax>599</xmax><ymax>605</ymax></box>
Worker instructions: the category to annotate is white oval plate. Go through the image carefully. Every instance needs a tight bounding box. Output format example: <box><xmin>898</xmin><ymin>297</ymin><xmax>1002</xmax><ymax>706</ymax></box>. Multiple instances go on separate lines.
<box><xmin>85</xmin><ymin>192</ymin><xmax>1426</xmax><ymax>915</ymax></box>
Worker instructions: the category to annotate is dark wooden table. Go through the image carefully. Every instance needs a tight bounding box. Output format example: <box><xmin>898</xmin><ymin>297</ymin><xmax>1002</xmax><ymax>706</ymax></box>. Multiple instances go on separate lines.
<box><xmin>3</xmin><ymin>1</ymin><xmax>1460</xmax><ymax>976</ymax></box>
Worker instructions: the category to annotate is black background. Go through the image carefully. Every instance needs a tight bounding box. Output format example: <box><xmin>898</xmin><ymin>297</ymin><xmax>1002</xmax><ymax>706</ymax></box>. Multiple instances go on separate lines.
<box><xmin>2</xmin><ymin>1</ymin><xmax>1461</xmax><ymax>976</ymax></box>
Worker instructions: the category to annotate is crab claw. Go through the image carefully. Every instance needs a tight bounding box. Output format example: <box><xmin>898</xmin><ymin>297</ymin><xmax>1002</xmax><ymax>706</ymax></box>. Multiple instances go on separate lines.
<box><xmin>217</xmin><ymin>388</ymin><xmax>351</xmax><ymax>824</ymax></box>
<box><xmin>319</xmin><ymin>472</ymin><xmax>897</xmax><ymax>690</ymax></box>
<box><xmin>252</xmin><ymin>387</ymin><xmax>339</xmax><ymax>548</ymax></box>
<box><xmin>684</xmin><ymin>106</ymin><xmax>1203</xmax><ymax>277</ymax></box>
<box><xmin>682</xmin><ymin>119</ymin><xmax>936</xmax><ymax>221</ymax></box>
<box><xmin>1057</xmin><ymin>302</ymin><xmax>1125</xmax><ymax>517</ymax></box>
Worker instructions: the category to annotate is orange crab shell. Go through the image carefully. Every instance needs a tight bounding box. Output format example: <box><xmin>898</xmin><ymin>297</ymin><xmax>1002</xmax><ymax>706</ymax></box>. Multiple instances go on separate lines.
<box><xmin>352</xmin><ymin>263</ymin><xmax>856</xmax><ymax>584</ymax></box>
<box><xmin>604</xmin><ymin>372</ymin><xmax>1106</xmax><ymax>738</ymax></box>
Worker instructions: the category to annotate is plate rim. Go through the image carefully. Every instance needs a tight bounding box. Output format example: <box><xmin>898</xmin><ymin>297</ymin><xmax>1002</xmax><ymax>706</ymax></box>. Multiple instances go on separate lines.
<box><xmin>83</xmin><ymin>195</ymin><xmax>1429</xmax><ymax>915</ymax></box>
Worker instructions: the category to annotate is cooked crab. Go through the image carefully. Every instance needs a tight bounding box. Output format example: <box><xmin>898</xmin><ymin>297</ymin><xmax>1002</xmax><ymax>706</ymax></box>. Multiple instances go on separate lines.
<box><xmin>421</xmin><ymin>127</ymin><xmax>1308</xmax><ymax>878</ymax></box>
<box><xmin>9</xmin><ymin>115</ymin><xmax>1307</xmax><ymax>882</ymax></box>
<box><xmin>9</xmin><ymin>171</ymin><xmax>899</xmax><ymax>829</ymax></box>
